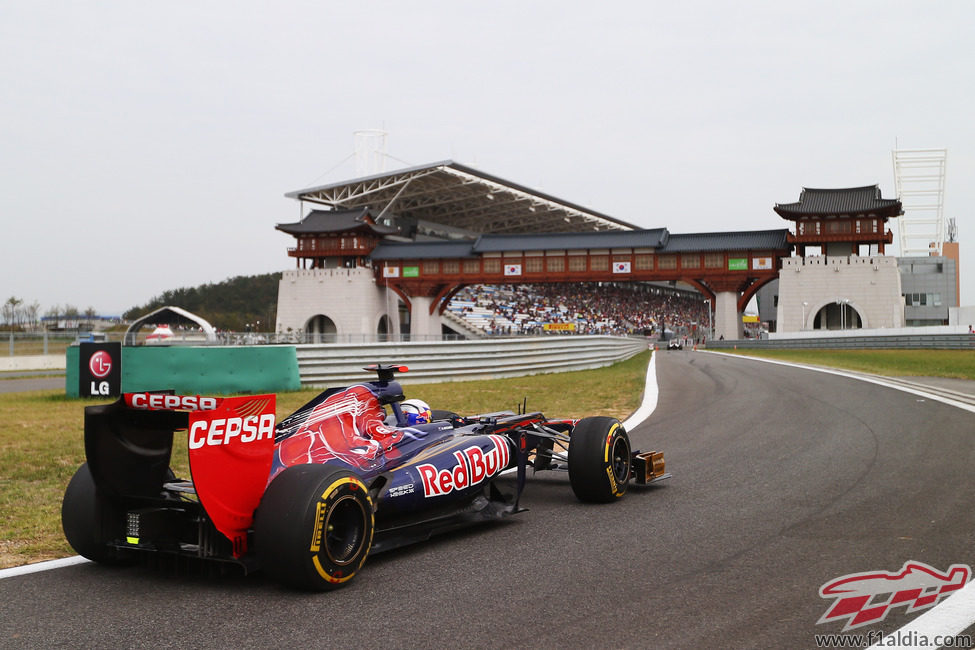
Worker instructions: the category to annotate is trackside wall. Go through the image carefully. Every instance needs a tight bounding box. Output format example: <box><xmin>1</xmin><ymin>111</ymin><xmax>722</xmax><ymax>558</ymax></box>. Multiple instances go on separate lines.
<box><xmin>65</xmin><ymin>336</ymin><xmax>647</xmax><ymax>395</ymax></box>
<box><xmin>294</xmin><ymin>335</ymin><xmax>649</xmax><ymax>387</ymax></box>
<box><xmin>65</xmin><ymin>346</ymin><xmax>302</xmax><ymax>397</ymax></box>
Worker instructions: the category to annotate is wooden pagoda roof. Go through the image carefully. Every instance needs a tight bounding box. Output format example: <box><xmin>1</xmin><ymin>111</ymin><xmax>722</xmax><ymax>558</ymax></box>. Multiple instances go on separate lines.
<box><xmin>275</xmin><ymin>208</ymin><xmax>400</xmax><ymax>236</ymax></box>
<box><xmin>773</xmin><ymin>185</ymin><xmax>902</xmax><ymax>220</ymax></box>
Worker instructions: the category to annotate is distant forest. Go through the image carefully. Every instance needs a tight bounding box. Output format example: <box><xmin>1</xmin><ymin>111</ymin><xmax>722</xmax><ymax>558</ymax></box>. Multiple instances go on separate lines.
<box><xmin>123</xmin><ymin>273</ymin><xmax>281</xmax><ymax>332</ymax></box>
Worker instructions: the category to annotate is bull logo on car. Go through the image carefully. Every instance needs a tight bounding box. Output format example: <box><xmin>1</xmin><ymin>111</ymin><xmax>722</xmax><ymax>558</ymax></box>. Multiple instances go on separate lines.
<box><xmin>275</xmin><ymin>385</ymin><xmax>410</xmax><ymax>475</ymax></box>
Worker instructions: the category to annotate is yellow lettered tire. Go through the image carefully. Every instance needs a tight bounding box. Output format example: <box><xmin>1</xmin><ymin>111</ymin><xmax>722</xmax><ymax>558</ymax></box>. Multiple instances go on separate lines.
<box><xmin>567</xmin><ymin>417</ymin><xmax>631</xmax><ymax>503</ymax></box>
<box><xmin>255</xmin><ymin>463</ymin><xmax>374</xmax><ymax>590</ymax></box>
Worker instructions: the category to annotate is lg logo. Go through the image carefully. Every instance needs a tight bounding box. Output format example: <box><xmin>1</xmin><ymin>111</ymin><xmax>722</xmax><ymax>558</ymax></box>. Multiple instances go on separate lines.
<box><xmin>88</xmin><ymin>350</ymin><xmax>113</xmax><ymax>395</ymax></box>
<box><xmin>89</xmin><ymin>351</ymin><xmax>112</xmax><ymax>378</ymax></box>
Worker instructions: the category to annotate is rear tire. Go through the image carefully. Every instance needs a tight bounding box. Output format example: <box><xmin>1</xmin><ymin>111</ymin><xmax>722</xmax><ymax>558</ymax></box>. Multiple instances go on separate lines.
<box><xmin>568</xmin><ymin>417</ymin><xmax>631</xmax><ymax>503</ymax></box>
<box><xmin>255</xmin><ymin>464</ymin><xmax>374</xmax><ymax>591</ymax></box>
<box><xmin>61</xmin><ymin>463</ymin><xmax>132</xmax><ymax>564</ymax></box>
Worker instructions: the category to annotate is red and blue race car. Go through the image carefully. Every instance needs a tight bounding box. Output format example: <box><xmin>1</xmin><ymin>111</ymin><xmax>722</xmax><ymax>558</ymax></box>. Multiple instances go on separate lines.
<box><xmin>62</xmin><ymin>364</ymin><xmax>669</xmax><ymax>590</ymax></box>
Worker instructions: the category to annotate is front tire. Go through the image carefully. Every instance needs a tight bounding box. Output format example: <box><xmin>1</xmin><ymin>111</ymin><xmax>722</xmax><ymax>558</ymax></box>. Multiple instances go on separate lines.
<box><xmin>568</xmin><ymin>417</ymin><xmax>632</xmax><ymax>503</ymax></box>
<box><xmin>255</xmin><ymin>464</ymin><xmax>374</xmax><ymax>591</ymax></box>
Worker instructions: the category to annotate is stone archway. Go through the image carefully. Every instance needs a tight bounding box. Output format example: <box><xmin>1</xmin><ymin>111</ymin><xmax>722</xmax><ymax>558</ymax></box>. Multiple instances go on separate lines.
<box><xmin>377</xmin><ymin>314</ymin><xmax>392</xmax><ymax>340</ymax></box>
<box><xmin>304</xmin><ymin>314</ymin><xmax>337</xmax><ymax>343</ymax></box>
<box><xmin>812</xmin><ymin>301</ymin><xmax>863</xmax><ymax>331</ymax></box>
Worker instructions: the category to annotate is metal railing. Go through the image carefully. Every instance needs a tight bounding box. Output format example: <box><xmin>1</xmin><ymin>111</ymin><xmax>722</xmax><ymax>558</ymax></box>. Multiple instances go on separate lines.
<box><xmin>2</xmin><ymin>331</ymin><xmax>74</xmax><ymax>356</ymax></box>
<box><xmin>294</xmin><ymin>335</ymin><xmax>649</xmax><ymax>386</ymax></box>
<box><xmin>2</xmin><ymin>328</ymin><xmax>616</xmax><ymax>355</ymax></box>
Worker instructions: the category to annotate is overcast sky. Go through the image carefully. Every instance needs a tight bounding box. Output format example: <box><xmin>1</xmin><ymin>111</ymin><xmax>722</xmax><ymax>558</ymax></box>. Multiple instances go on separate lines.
<box><xmin>2</xmin><ymin>0</ymin><xmax>972</xmax><ymax>316</ymax></box>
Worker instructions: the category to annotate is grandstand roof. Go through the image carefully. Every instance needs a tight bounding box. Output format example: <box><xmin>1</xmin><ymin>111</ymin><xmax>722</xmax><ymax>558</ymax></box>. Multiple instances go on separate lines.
<box><xmin>285</xmin><ymin>160</ymin><xmax>637</xmax><ymax>234</ymax></box>
<box><xmin>275</xmin><ymin>208</ymin><xmax>400</xmax><ymax>236</ymax></box>
<box><xmin>472</xmin><ymin>229</ymin><xmax>669</xmax><ymax>252</ymax></box>
<box><xmin>660</xmin><ymin>229</ymin><xmax>791</xmax><ymax>252</ymax></box>
<box><xmin>370</xmin><ymin>240</ymin><xmax>478</xmax><ymax>261</ymax></box>
<box><xmin>774</xmin><ymin>185</ymin><xmax>902</xmax><ymax>219</ymax></box>
<box><xmin>370</xmin><ymin>228</ymin><xmax>790</xmax><ymax>260</ymax></box>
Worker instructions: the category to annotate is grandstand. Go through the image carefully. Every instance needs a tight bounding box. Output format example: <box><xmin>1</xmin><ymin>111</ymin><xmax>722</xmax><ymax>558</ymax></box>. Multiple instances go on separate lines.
<box><xmin>277</xmin><ymin>160</ymin><xmax>788</xmax><ymax>341</ymax></box>
<box><xmin>445</xmin><ymin>283</ymin><xmax>710</xmax><ymax>340</ymax></box>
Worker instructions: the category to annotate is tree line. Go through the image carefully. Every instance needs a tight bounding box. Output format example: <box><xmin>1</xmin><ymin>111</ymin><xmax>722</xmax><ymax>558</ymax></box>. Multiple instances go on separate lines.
<box><xmin>122</xmin><ymin>273</ymin><xmax>281</xmax><ymax>332</ymax></box>
<box><xmin>0</xmin><ymin>298</ymin><xmax>94</xmax><ymax>330</ymax></box>
<box><xmin>5</xmin><ymin>273</ymin><xmax>281</xmax><ymax>332</ymax></box>
<box><xmin>2</xmin><ymin>297</ymin><xmax>42</xmax><ymax>330</ymax></box>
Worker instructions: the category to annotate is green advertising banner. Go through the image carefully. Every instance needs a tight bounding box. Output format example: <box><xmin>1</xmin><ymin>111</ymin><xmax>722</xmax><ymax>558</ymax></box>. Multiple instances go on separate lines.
<box><xmin>728</xmin><ymin>258</ymin><xmax>748</xmax><ymax>270</ymax></box>
<box><xmin>403</xmin><ymin>266</ymin><xmax>420</xmax><ymax>278</ymax></box>
<box><xmin>65</xmin><ymin>345</ymin><xmax>301</xmax><ymax>397</ymax></box>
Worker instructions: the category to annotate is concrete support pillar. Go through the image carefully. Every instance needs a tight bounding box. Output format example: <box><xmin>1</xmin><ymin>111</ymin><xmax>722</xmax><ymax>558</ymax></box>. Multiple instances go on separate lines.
<box><xmin>713</xmin><ymin>291</ymin><xmax>743</xmax><ymax>340</ymax></box>
<box><xmin>409</xmin><ymin>297</ymin><xmax>442</xmax><ymax>339</ymax></box>
<box><xmin>386</xmin><ymin>296</ymin><xmax>400</xmax><ymax>341</ymax></box>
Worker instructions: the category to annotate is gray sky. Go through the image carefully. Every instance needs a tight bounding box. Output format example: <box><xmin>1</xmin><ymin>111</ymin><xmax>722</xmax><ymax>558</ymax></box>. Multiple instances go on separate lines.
<box><xmin>2</xmin><ymin>0</ymin><xmax>973</xmax><ymax>316</ymax></box>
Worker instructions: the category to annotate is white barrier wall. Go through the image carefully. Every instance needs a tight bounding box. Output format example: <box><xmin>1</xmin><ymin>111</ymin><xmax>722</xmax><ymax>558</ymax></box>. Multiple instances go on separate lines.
<box><xmin>276</xmin><ymin>268</ymin><xmax>395</xmax><ymax>339</ymax></box>
<box><xmin>296</xmin><ymin>335</ymin><xmax>648</xmax><ymax>387</ymax></box>
<box><xmin>0</xmin><ymin>354</ymin><xmax>66</xmax><ymax>372</ymax></box>
<box><xmin>776</xmin><ymin>255</ymin><xmax>904</xmax><ymax>332</ymax></box>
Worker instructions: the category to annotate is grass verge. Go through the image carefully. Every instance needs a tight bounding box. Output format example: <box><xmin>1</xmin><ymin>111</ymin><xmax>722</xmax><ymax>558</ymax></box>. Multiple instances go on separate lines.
<box><xmin>0</xmin><ymin>350</ymin><xmax>650</xmax><ymax>569</ymax></box>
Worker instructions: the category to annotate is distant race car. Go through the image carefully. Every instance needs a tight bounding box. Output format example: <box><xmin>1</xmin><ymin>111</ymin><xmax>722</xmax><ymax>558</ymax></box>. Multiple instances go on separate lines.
<box><xmin>667</xmin><ymin>338</ymin><xmax>683</xmax><ymax>350</ymax></box>
<box><xmin>62</xmin><ymin>364</ymin><xmax>670</xmax><ymax>590</ymax></box>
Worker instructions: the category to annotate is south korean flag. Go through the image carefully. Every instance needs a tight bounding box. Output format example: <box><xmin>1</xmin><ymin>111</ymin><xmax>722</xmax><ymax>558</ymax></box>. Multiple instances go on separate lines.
<box><xmin>613</xmin><ymin>261</ymin><xmax>632</xmax><ymax>274</ymax></box>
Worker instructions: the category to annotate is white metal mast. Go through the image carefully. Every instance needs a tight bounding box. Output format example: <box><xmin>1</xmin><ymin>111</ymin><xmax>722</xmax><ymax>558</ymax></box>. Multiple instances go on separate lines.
<box><xmin>891</xmin><ymin>148</ymin><xmax>947</xmax><ymax>256</ymax></box>
<box><xmin>354</xmin><ymin>129</ymin><xmax>388</xmax><ymax>177</ymax></box>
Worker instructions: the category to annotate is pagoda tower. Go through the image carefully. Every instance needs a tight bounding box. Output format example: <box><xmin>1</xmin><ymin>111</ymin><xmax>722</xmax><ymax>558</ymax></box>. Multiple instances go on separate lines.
<box><xmin>274</xmin><ymin>209</ymin><xmax>401</xmax><ymax>341</ymax></box>
<box><xmin>773</xmin><ymin>186</ymin><xmax>905</xmax><ymax>332</ymax></box>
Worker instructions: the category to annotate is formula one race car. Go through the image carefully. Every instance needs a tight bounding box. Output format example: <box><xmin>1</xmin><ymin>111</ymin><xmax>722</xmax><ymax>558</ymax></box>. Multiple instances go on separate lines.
<box><xmin>62</xmin><ymin>364</ymin><xmax>669</xmax><ymax>590</ymax></box>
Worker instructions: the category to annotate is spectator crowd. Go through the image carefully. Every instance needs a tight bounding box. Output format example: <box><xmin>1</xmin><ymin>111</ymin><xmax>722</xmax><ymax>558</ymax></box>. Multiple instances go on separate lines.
<box><xmin>447</xmin><ymin>282</ymin><xmax>710</xmax><ymax>340</ymax></box>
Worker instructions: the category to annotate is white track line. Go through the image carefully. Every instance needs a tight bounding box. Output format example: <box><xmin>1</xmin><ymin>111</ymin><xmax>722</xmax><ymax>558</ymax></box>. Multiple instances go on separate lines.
<box><xmin>0</xmin><ymin>555</ymin><xmax>89</xmax><ymax>579</ymax></box>
<box><xmin>702</xmin><ymin>350</ymin><xmax>975</xmax><ymax>648</ymax></box>
<box><xmin>622</xmin><ymin>350</ymin><xmax>659</xmax><ymax>431</ymax></box>
<box><xmin>703</xmin><ymin>350</ymin><xmax>975</xmax><ymax>414</ymax></box>
<box><xmin>868</xmin><ymin>582</ymin><xmax>975</xmax><ymax>649</ymax></box>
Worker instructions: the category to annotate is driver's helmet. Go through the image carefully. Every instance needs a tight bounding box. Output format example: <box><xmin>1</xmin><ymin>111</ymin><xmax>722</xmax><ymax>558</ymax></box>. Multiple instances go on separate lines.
<box><xmin>400</xmin><ymin>399</ymin><xmax>432</xmax><ymax>426</ymax></box>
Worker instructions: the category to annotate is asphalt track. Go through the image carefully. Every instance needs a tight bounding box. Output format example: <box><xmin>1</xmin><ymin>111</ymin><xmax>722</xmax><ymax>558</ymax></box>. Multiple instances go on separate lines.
<box><xmin>3</xmin><ymin>352</ymin><xmax>975</xmax><ymax>648</ymax></box>
<box><xmin>0</xmin><ymin>374</ymin><xmax>64</xmax><ymax>393</ymax></box>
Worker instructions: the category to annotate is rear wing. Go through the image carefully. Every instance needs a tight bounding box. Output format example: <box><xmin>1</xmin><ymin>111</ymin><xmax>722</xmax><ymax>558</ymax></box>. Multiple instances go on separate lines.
<box><xmin>84</xmin><ymin>392</ymin><xmax>277</xmax><ymax>556</ymax></box>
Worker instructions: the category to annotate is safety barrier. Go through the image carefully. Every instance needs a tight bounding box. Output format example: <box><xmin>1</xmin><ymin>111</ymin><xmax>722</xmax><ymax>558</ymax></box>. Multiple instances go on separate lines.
<box><xmin>296</xmin><ymin>335</ymin><xmax>649</xmax><ymax>387</ymax></box>
<box><xmin>61</xmin><ymin>336</ymin><xmax>647</xmax><ymax>395</ymax></box>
